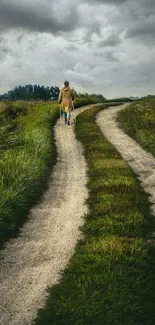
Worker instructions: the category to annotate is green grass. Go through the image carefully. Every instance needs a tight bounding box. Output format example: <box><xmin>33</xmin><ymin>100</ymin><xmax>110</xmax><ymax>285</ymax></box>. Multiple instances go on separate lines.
<box><xmin>73</xmin><ymin>96</ymin><xmax>100</xmax><ymax>107</ymax></box>
<box><xmin>0</xmin><ymin>101</ymin><xmax>59</xmax><ymax>248</ymax></box>
<box><xmin>34</xmin><ymin>105</ymin><xmax>155</xmax><ymax>325</ymax></box>
<box><xmin>0</xmin><ymin>97</ymin><xmax>100</xmax><ymax>248</ymax></box>
<box><xmin>117</xmin><ymin>99</ymin><xmax>155</xmax><ymax>157</ymax></box>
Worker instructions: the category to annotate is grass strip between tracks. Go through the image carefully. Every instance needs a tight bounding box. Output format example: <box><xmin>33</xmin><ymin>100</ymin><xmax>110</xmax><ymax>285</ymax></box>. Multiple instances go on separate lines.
<box><xmin>117</xmin><ymin>99</ymin><xmax>155</xmax><ymax>157</ymax></box>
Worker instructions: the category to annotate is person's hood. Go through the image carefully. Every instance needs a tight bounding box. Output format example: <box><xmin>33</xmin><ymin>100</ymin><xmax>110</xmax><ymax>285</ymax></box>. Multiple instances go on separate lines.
<box><xmin>62</xmin><ymin>86</ymin><xmax>70</xmax><ymax>91</ymax></box>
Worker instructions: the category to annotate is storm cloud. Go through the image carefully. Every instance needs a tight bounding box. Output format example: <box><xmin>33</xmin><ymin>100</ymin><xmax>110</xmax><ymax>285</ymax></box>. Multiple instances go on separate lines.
<box><xmin>98</xmin><ymin>34</ymin><xmax>122</xmax><ymax>47</ymax></box>
<box><xmin>0</xmin><ymin>0</ymin><xmax>155</xmax><ymax>98</ymax></box>
<box><xmin>125</xmin><ymin>16</ymin><xmax>155</xmax><ymax>40</ymax></box>
<box><xmin>87</xmin><ymin>0</ymin><xmax>128</xmax><ymax>4</ymax></box>
<box><xmin>0</xmin><ymin>0</ymin><xmax>79</xmax><ymax>34</ymax></box>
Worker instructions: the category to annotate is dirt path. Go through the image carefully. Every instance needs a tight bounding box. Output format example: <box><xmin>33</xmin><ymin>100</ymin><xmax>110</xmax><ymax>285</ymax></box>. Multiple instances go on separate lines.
<box><xmin>96</xmin><ymin>104</ymin><xmax>155</xmax><ymax>216</ymax></box>
<box><xmin>0</xmin><ymin>104</ymin><xmax>99</xmax><ymax>325</ymax></box>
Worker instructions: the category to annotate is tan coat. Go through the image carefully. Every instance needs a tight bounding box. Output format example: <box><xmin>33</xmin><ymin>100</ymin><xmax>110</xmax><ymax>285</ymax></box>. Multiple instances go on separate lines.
<box><xmin>58</xmin><ymin>86</ymin><xmax>74</xmax><ymax>113</ymax></box>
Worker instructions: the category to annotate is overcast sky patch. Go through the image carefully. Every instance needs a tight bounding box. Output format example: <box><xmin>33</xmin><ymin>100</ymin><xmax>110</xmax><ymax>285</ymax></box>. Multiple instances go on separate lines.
<box><xmin>0</xmin><ymin>0</ymin><xmax>155</xmax><ymax>98</ymax></box>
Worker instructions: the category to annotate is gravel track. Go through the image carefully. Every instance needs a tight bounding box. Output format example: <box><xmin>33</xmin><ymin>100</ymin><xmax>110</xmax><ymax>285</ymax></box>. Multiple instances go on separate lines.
<box><xmin>0</xmin><ymin>104</ymin><xmax>97</xmax><ymax>325</ymax></box>
<box><xmin>96</xmin><ymin>104</ymin><xmax>155</xmax><ymax>217</ymax></box>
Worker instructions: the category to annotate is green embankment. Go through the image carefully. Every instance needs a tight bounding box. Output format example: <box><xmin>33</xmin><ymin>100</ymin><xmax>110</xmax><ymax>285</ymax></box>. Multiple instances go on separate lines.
<box><xmin>117</xmin><ymin>99</ymin><xmax>155</xmax><ymax>157</ymax></box>
<box><xmin>34</xmin><ymin>105</ymin><xmax>155</xmax><ymax>325</ymax></box>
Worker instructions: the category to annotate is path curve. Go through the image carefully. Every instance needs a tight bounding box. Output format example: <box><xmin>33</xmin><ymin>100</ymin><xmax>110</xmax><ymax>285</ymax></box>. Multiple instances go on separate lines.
<box><xmin>96</xmin><ymin>104</ymin><xmax>155</xmax><ymax>217</ymax></box>
<box><xmin>0</xmin><ymin>104</ymin><xmax>99</xmax><ymax>325</ymax></box>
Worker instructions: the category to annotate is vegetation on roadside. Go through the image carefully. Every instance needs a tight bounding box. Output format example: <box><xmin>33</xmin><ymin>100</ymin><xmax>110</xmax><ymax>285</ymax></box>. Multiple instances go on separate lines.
<box><xmin>74</xmin><ymin>95</ymin><xmax>100</xmax><ymax>108</ymax></box>
<box><xmin>117</xmin><ymin>99</ymin><xmax>155</xmax><ymax>157</ymax></box>
<box><xmin>105</xmin><ymin>97</ymin><xmax>134</xmax><ymax>103</ymax></box>
<box><xmin>34</xmin><ymin>105</ymin><xmax>155</xmax><ymax>325</ymax></box>
<box><xmin>0</xmin><ymin>96</ymin><xmax>101</xmax><ymax>248</ymax></box>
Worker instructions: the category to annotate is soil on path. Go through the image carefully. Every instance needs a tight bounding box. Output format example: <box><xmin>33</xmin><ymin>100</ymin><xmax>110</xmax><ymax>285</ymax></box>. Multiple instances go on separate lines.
<box><xmin>0</xmin><ymin>104</ymin><xmax>98</xmax><ymax>325</ymax></box>
<box><xmin>96</xmin><ymin>104</ymin><xmax>155</xmax><ymax>217</ymax></box>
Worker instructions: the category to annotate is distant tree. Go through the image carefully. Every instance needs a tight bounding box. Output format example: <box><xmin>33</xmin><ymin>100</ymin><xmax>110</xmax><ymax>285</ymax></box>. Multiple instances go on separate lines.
<box><xmin>147</xmin><ymin>95</ymin><xmax>155</xmax><ymax>99</ymax></box>
<box><xmin>90</xmin><ymin>94</ymin><xmax>106</xmax><ymax>102</ymax></box>
<box><xmin>50</xmin><ymin>86</ymin><xmax>60</xmax><ymax>101</ymax></box>
<box><xmin>0</xmin><ymin>84</ymin><xmax>105</xmax><ymax>102</ymax></box>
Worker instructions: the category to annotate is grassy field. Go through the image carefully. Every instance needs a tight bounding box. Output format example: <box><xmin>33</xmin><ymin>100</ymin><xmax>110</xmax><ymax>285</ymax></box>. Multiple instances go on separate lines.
<box><xmin>0</xmin><ymin>97</ymin><xmax>100</xmax><ymax>248</ymax></box>
<box><xmin>34</xmin><ymin>105</ymin><xmax>155</xmax><ymax>325</ymax></box>
<box><xmin>117</xmin><ymin>99</ymin><xmax>155</xmax><ymax>157</ymax></box>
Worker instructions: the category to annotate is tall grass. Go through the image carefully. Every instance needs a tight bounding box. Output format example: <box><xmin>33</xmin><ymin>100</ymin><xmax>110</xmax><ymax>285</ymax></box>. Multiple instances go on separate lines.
<box><xmin>34</xmin><ymin>105</ymin><xmax>155</xmax><ymax>325</ymax></box>
<box><xmin>117</xmin><ymin>99</ymin><xmax>155</xmax><ymax>157</ymax></box>
<box><xmin>0</xmin><ymin>102</ymin><xmax>59</xmax><ymax>247</ymax></box>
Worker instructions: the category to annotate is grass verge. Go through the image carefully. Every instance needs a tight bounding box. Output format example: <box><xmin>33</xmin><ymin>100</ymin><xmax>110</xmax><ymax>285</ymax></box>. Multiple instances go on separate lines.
<box><xmin>117</xmin><ymin>99</ymin><xmax>155</xmax><ymax>157</ymax></box>
<box><xmin>34</xmin><ymin>105</ymin><xmax>155</xmax><ymax>325</ymax></box>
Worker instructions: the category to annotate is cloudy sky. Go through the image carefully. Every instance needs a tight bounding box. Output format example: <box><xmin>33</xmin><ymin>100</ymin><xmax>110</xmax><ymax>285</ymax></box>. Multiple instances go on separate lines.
<box><xmin>0</xmin><ymin>0</ymin><xmax>155</xmax><ymax>98</ymax></box>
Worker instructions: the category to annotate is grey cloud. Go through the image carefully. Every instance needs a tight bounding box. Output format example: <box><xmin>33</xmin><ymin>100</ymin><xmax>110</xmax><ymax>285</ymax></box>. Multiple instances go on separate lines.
<box><xmin>134</xmin><ymin>60</ymin><xmax>155</xmax><ymax>84</ymax></box>
<box><xmin>0</xmin><ymin>37</ymin><xmax>12</xmax><ymax>61</ymax></box>
<box><xmin>0</xmin><ymin>47</ymin><xmax>11</xmax><ymax>61</ymax></box>
<box><xmin>17</xmin><ymin>34</ymin><xmax>25</xmax><ymax>43</ymax></box>
<box><xmin>1</xmin><ymin>0</ymin><xmax>155</xmax><ymax>98</ymax></box>
<box><xmin>125</xmin><ymin>16</ymin><xmax>155</xmax><ymax>39</ymax></box>
<box><xmin>99</xmin><ymin>34</ymin><xmax>121</xmax><ymax>47</ymax></box>
<box><xmin>140</xmin><ymin>0</ymin><xmax>155</xmax><ymax>16</ymax></box>
<box><xmin>120</xmin><ymin>0</ymin><xmax>155</xmax><ymax>20</ymax></box>
<box><xmin>94</xmin><ymin>50</ymin><xmax>119</xmax><ymax>62</ymax></box>
<box><xmin>67</xmin><ymin>45</ymin><xmax>78</xmax><ymax>51</ymax></box>
<box><xmin>104</xmin><ymin>51</ymin><xmax>119</xmax><ymax>62</ymax></box>
<box><xmin>0</xmin><ymin>0</ymin><xmax>79</xmax><ymax>34</ymax></box>
<box><xmin>85</xmin><ymin>0</ymin><xmax>128</xmax><ymax>4</ymax></box>
<box><xmin>82</xmin><ymin>21</ymin><xmax>101</xmax><ymax>44</ymax></box>
<box><xmin>65</xmin><ymin>69</ymin><xmax>95</xmax><ymax>89</ymax></box>
<box><xmin>1</xmin><ymin>47</ymin><xmax>11</xmax><ymax>54</ymax></box>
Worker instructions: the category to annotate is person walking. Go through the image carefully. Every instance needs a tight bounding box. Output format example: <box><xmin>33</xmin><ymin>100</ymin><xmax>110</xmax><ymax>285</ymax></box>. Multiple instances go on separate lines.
<box><xmin>58</xmin><ymin>81</ymin><xmax>75</xmax><ymax>125</ymax></box>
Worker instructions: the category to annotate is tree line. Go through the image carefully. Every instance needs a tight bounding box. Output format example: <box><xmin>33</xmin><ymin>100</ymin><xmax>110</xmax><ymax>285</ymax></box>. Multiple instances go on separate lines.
<box><xmin>0</xmin><ymin>84</ymin><xmax>105</xmax><ymax>102</ymax></box>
